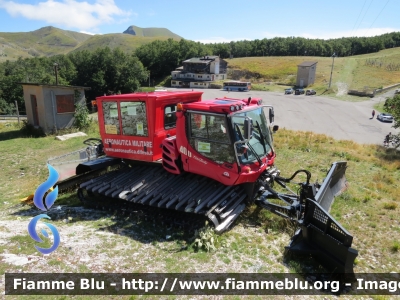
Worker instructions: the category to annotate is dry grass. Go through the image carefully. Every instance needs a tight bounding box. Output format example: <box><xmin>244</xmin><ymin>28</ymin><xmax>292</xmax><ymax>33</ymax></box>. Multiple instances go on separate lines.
<box><xmin>0</xmin><ymin>121</ymin><xmax>100</xmax><ymax>202</ymax></box>
<box><xmin>0</xmin><ymin>124</ymin><xmax>399</xmax><ymax>300</ymax></box>
<box><xmin>226</xmin><ymin>47</ymin><xmax>400</xmax><ymax>93</ymax></box>
<box><xmin>274</xmin><ymin>129</ymin><xmax>400</xmax><ymax>272</ymax></box>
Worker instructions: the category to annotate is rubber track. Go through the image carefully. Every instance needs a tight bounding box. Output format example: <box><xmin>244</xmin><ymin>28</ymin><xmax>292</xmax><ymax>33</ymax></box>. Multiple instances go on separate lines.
<box><xmin>57</xmin><ymin>165</ymin><xmax>122</xmax><ymax>193</ymax></box>
<box><xmin>76</xmin><ymin>192</ymin><xmax>208</xmax><ymax>233</ymax></box>
<box><xmin>78</xmin><ymin>165</ymin><xmax>248</xmax><ymax>233</ymax></box>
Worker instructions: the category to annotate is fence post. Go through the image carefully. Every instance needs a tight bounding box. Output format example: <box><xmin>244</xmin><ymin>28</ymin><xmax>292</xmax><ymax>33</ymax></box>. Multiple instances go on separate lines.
<box><xmin>15</xmin><ymin>100</ymin><xmax>20</xmax><ymax>125</ymax></box>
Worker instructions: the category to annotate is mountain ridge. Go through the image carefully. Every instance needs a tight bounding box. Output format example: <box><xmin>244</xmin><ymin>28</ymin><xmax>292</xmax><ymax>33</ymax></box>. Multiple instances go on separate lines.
<box><xmin>123</xmin><ymin>25</ymin><xmax>182</xmax><ymax>39</ymax></box>
<box><xmin>0</xmin><ymin>25</ymin><xmax>183</xmax><ymax>61</ymax></box>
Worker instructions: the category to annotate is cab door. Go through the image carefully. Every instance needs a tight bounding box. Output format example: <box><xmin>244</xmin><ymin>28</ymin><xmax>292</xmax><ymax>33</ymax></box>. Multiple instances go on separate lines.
<box><xmin>186</xmin><ymin>111</ymin><xmax>239</xmax><ymax>185</ymax></box>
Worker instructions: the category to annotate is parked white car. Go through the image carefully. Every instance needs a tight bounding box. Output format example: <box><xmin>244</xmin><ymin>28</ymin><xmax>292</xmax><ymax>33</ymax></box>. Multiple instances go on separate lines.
<box><xmin>377</xmin><ymin>113</ymin><xmax>394</xmax><ymax>122</ymax></box>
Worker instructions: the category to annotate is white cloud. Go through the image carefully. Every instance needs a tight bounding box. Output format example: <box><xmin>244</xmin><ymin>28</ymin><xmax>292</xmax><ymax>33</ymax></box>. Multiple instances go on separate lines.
<box><xmin>79</xmin><ymin>30</ymin><xmax>99</xmax><ymax>35</ymax></box>
<box><xmin>262</xmin><ymin>27</ymin><xmax>400</xmax><ymax>40</ymax></box>
<box><xmin>0</xmin><ymin>0</ymin><xmax>132</xmax><ymax>31</ymax></box>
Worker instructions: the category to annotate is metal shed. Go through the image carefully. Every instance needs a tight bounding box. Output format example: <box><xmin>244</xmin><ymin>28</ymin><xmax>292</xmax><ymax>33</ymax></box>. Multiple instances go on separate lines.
<box><xmin>21</xmin><ymin>83</ymin><xmax>90</xmax><ymax>134</ymax></box>
<box><xmin>296</xmin><ymin>61</ymin><xmax>318</xmax><ymax>87</ymax></box>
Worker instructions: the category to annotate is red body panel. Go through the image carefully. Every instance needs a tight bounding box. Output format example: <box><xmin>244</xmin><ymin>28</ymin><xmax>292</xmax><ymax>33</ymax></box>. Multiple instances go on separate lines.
<box><xmin>97</xmin><ymin>91</ymin><xmax>275</xmax><ymax>186</ymax></box>
<box><xmin>96</xmin><ymin>91</ymin><xmax>202</xmax><ymax>161</ymax></box>
<box><xmin>174</xmin><ymin>106</ymin><xmax>275</xmax><ymax>186</ymax></box>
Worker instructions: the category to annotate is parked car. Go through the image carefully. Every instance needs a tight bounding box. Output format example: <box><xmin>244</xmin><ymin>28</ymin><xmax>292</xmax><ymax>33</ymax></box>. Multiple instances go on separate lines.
<box><xmin>285</xmin><ymin>88</ymin><xmax>294</xmax><ymax>94</ymax></box>
<box><xmin>306</xmin><ymin>89</ymin><xmax>316</xmax><ymax>95</ymax></box>
<box><xmin>377</xmin><ymin>113</ymin><xmax>394</xmax><ymax>122</ymax></box>
<box><xmin>395</xmin><ymin>89</ymin><xmax>400</xmax><ymax>95</ymax></box>
<box><xmin>295</xmin><ymin>88</ymin><xmax>305</xmax><ymax>95</ymax></box>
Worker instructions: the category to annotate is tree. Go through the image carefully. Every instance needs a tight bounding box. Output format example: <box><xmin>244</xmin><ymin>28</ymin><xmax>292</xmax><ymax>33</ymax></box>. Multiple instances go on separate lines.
<box><xmin>50</xmin><ymin>55</ymin><xmax>77</xmax><ymax>84</ymax></box>
<box><xmin>69</xmin><ymin>47</ymin><xmax>148</xmax><ymax>99</ymax></box>
<box><xmin>384</xmin><ymin>94</ymin><xmax>400</xmax><ymax>147</ymax></box>
<box><xmin>0</xmin><ymin>73</ymin><xmax>24</xmax><ymax>114</ymax></box>
<box><xmin>135</xmin><ymin>39</ymin><xmax>212</xmax><ymax>79</ymax></box>
<box><xmin>0</xmin><ymin>56</ymin><xmax>74</xmax><ymax>114</ymax></box>
<box><xmin>0</xmin><ymin>98</ymin><xmax>13</xmax><ymax>114</ymax></box>
<box><xmin>384</xmin><ymin>94</ymin><xmax>400</xmax><ymax>129</ymax></box>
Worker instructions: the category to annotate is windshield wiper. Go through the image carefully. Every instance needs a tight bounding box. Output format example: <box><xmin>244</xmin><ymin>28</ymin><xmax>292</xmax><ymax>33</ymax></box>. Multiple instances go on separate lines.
<box><xmin>234</xmin><ymin>123</ymin><xmax>262</xmax><ymax>166</ymax></box>
<box><xmin>256</xmin><ymin>120</ymin><xmax>274</xmax><ymax>156</ymax></box>
<box><xmin>234</xmin><ymin>123</ymin><xmax>244</xmax><ymax>140</ymax></box>
<box><xmin>255</xmin><ymin>121</ymin><xmax>267</xmax><ymax>153</ymax></box>
<box><xmin>247</xmin><ymin>142</ymin><xmax>263</xmax><ymax>166</ymax></box>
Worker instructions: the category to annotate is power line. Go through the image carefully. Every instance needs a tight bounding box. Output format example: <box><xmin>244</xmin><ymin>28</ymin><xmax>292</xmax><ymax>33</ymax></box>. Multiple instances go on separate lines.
<box><xmin>351</xmin><ymin>0</ymin><xmax>367</xmax><ymax>36</ymax></box>
<box><xmin>354</xmin><ymin>0</ymin><xmax>374</xmax><ymax>35</ymax></box>
<box><xmin>365</xmin><ymin>0</ymin><xmax>390</xmax><ymax>35</ymax></box>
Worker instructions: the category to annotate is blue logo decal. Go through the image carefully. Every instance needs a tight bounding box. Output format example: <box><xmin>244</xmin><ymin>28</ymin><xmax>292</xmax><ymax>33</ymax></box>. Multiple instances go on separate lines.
<box><xmin>28</xmin><ymin>164</ymin><xmax>60</xmax><ymax>254</ymax></box>
<box><xmin>33</xmin><ymin>164</ymin><xmax>59</xmax><ymax>211</ymax></box>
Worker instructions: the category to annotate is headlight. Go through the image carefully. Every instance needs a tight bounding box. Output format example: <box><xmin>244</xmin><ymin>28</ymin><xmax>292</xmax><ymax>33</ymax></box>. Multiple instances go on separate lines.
<box><xmin>230</xmin><ymin>105</ymin><xmax>235</xmax><ymax>111</ymax></box>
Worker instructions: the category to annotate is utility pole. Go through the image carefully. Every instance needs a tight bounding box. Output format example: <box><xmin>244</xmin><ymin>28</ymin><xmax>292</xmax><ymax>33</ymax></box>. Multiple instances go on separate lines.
<box><xmin>328</xmin><ymin>53</ymin><xmax>336</xmax><ymax>89</ymax></box>
<box><xmin>149</xmin><ymin>72</ymin><xmax>150</xmax><ymax>87</ymax></box>
<box><xmin>15</xmin><ymin>100</ymin><xmax>20</xmax><ymax>124</ymax></box>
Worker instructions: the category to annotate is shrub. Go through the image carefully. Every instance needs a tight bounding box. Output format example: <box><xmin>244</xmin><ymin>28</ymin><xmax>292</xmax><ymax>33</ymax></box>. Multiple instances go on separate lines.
<box><xmin>74</xmin><ymin>102</ymin><xmax>92</xmax><ymax>130</ymax></box>
<box><xmin>192</xmin><ymin>225</ymin><xmax>217</xmax><ymax>252</ymax></box>
<box><xmin>391</xmin><ymin>241</ymin><xmax>400</xmax><ymax>252</ymax></box>
<box><xmin>383</xmin><ymin>202</ymin><xmax>398</xmax><ymax>210</ymax></box>
<box><xmin>210</xmin><ymin>83</ymin><xmax>222</xmax><ymax>89</ymax></box>
<box><xmin>288</xmin><ymin>76</ymin><xmax>296</xmax><ymax>85</ymax></box>
<box><xmin>0</xmin><ymin>98</ymin><xmax>14</xmax><ymax>115</ymax></box>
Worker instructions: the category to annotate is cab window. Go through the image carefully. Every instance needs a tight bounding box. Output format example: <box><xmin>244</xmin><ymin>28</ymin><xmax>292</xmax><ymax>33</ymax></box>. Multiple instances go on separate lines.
<box><xmin>120</xmin><ymin>101</ymin><xmax>148</xmax><ymax>136</ymax></box>
<box><xmin>164</xmin><ymin>104</ymin><xmax>177</xmax><ymax>129</ymax></box>
<box><xmin>102</xmin><ymin>101</ymin><xmax>120</xmax><ymax>135</ymax></box>
<box><xmin>189</xmin><ymin>113</ymin><xmax>234</xmax><ymax>164</ymax></box>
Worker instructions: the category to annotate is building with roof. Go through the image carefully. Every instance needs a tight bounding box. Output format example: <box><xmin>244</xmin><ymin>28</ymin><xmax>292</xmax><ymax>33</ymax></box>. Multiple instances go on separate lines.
<box><xmin>171</xmin><ymin>56</ymin><xmax>228</xmax><ymax>88</ymax></box>
<box><xmin>21</xmin><ymin>83</ymin><xmax>89</xmax><ymax>134</ymax></box>
<box><xmin>296</xmin><ymin>61</ymin><xmax>318</xmax><ymax>87</ymax></box>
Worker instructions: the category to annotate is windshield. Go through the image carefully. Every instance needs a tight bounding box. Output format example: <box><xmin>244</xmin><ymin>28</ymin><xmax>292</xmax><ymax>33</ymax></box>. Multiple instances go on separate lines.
<box><xmin>231</xmin><ymin>107</ymin><xmax>273</xmax><ymax>164</ymax></box>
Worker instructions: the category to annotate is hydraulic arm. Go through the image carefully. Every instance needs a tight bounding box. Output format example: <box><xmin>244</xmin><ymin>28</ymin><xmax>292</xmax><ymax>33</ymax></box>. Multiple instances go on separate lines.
<box><xmin>256</xmin><ymin>161</ymin><xmax>357</xmax><ymax>273</ymax></box>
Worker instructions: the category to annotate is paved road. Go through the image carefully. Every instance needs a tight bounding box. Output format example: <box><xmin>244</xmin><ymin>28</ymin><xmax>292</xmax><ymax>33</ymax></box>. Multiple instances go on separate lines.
<box><xmin>182</xmin><ymin>88</ymin><xmax>398</xmax><ymax>146</ymax></box>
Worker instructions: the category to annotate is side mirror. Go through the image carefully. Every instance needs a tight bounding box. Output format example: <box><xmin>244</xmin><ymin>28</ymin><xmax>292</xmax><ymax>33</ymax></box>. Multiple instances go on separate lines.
<box><xmin>269</xmin><ymin>108</ymin><xmax>274</xmax><ymax>124</ymax></box>
<box><xmin>272</xmin><ymin>125</ymin><xmax>279</xmax><ymax>133</ymax></box>
<box><xmin>237</xmin><ymin>144</ymin><xmax>248</xmax><ymax>155</ymax></box>
<box><xmin>244</xmin><ymin>117</ymin><xmax>253</xmax><ymax>140</ymax></box>
<box><xmin>237</xmin><ymin>144</ymin><xmax>248</xmax><ymax>157</ymax></box>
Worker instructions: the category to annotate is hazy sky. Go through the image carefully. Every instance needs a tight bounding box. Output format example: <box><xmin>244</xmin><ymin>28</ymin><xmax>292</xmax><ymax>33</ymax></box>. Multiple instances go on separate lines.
<box><xmin>0</xmin><ymin>0</ymin><xmax>398</xmax><ymax>42</ymax></box>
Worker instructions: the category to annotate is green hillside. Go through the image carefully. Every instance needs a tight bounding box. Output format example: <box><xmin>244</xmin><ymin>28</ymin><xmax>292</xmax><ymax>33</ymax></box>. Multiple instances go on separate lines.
<box><xmin>0</xmin><ymin>26</ymin><xmax>91</xmax><ymax>60</ymax></box>
<box><xmin>227</xmin><ymin>47</ymin><xmax>400</xmax><ymax>91</ymax></box>
<box><xmin>72</xmin><ymin>33</ymin><xmax>179</xmax><ymax>53</ymax></box>
<box><xmin>0</xmin><ymin>25</ymin><xmax>182</xmax><ymax>62</ymax></box>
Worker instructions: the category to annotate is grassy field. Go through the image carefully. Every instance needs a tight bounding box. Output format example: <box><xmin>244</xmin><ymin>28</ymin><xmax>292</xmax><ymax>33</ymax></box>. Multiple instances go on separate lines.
<box><xmin>0</xmin><ymin>118</ymin><xmax>399</xmax><ymax>299</ymax></box>
<box><xmin>226</xmin><ymin>47</ymin><xmax>400</xmax><ymax>96</ymax></box>
<box><xmin>0</xmin><ymin>122</ymin><xmax>100</xmax><ymax>204</ymax></box>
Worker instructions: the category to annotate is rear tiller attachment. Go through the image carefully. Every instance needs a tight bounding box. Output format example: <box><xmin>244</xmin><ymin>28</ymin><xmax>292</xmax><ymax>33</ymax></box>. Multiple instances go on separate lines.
<box><xmin>256</xmin><ymin>161</ymin><xmax>358</xmax><ymax>274</ymax></box>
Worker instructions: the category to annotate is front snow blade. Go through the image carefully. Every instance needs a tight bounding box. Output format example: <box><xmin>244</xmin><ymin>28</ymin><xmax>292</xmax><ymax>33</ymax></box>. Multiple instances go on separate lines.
<box><xmin>314</xmin><ymin>161</ymin><xmax>348</xmax><ymax>212</ymax></box>
<box><xmin>286</xmin><ymin>161</ymin><xmax>358</xmax><ymax>274</ymax></box>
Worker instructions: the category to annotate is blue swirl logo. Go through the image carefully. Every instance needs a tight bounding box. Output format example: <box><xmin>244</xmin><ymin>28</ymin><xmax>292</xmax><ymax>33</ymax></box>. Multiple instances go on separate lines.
<box><xmin>28</xmin><ymin>164</ymin><xmax>60</xmax><ymax>254</ymax></box>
